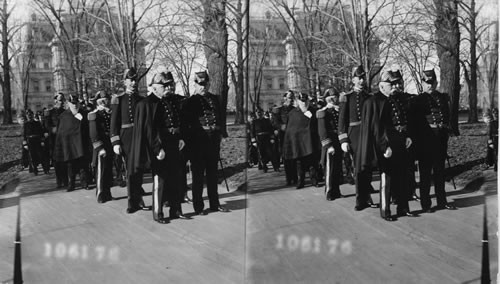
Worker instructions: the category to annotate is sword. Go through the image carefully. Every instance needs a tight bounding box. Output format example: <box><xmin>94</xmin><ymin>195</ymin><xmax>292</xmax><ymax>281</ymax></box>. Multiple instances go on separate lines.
<box><xmin>121</xmin><ymin>155</ymin><xmax>128</xmax><ymax>184</ymax></box>
<box><xmin>446</xmin><ymin>155</ymin><xmax>457</xmax><ymax>190</ymax></box>
<box><xmin>219</xmin><ymin>158</ymin><xmax>230</xmax><ymax>192</ymax></box>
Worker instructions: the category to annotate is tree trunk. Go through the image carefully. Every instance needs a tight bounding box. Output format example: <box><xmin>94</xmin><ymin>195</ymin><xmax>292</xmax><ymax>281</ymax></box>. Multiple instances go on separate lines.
<box><xmin>234</xmin><ymin>0</ymin><xmax>245</xmax><ymax>124</ymax></box>
<box><xmin>467</xmin><ymin>0</ymin><xmax>478</xmax><ymax>123</ymax></box>
<box><xmin>2</xmin><ymin>0</ymin><xmax>12</xmax><ymax>124</ymax></box>
<box><xmin>202</xmin><ymin>0</ymin><xmax>228</xmax><ymax>134</ymax></box>
<box><xmin>434</xmin><ymin>0</ymin><xmax>460</xmax><ymax>135</ymax></box>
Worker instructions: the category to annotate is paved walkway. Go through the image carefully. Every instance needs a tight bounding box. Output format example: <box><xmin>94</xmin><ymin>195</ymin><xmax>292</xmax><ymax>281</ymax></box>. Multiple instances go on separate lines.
<box><xmin>245</xmin><ymin>167</ymin><xmax>498</xmax><ymax>284</ymax></box>
<box><xmin>0</xmin><ymin>165</ymin><xmax>497</xmax><ymax>283</ymax></box>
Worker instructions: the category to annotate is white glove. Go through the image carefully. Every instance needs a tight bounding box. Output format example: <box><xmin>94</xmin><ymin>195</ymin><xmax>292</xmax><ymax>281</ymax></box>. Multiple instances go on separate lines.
<box><xmin>23</xmin><ymin>145</ymin><xmax>28</xmax><ymax>150</ymax></box>
<box><xmin>157</xmin><ymin>149</ymin><xmax>165</xmax><ymax>160</ymax></box>
<box><xmin>384</xmin><ymin>147</ymin><xmax>392</xmax><ymax>158</ymax></box>
<box><xmin>327</xmin><ymin>146</ymin><xmax>335</xmax><ymax>154</ymax></box>
<box><xmin>274</xmin><ymin>130</ymin><xmax>279</xmax><ymax>135</ymax></box>
<box><xmin>98</xmin><ymin>149</ymin><xmax>106</xmax><ymax>157</ymax></box>
<box><xmin>179</xmin><ymin>139</ymin><xmax>185</xmax><ymax>151</ymax></box>
<box><xmin>113</xmin><ymin>145</ymin><xmax>121</xmax><ymax>155</ymax></box>
<box><xmin>251</xmin><ymin>138</ymin><xmax>256</xmax><ymax>143</ymax></box>
<box><xmin>41</xmin><ymin>142</ymin><xmax>45</xmax><ymax>147</ymax></box>
<box><xmin>44</xmin><ymin>133</ymin><xmax>49</xmax><ymax>138</ymax></box>
<box><xmin>341</xmin><ymin>142</ymin><xmax>350</xmax><ymax>153</ymax></box>
<box><xmin>270</xmin><ymin>139</ymin><xmax>275</xmax><ymax>144</ymax></box>
<box><xmin>405</xmin><ymin>137</ymin><xmax>412</xmax><ymax>149</ymax></box>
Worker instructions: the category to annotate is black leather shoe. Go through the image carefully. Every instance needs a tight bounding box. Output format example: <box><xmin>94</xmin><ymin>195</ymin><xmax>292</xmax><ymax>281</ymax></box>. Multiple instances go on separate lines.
<box><xmin>397</xmin><ymin>210</ymin><xmax>418</xmax><ymax>217</ymax></box>
<box><xmin>422</xmin><ymin>207</ymin><xmax>435</xmax><ymax>213</ymax></box>
<box><xmin>368</xmin><ymin>203</ymin><xmax>379</xmax><ymax>208</ymax></box>
<box><xmin>154</xmin><ymin>213</ymin><xmax>168</xmax><ymax>224</ymax></box>
<box><xmin>126</xmin><ymin>207</ymin><xmax>139</xmax><ymax>214</ymax></box>
<box><xmin>210</xmin><ymin>205</ymin><xmax>229</xmax><ymax>213</ymax></box>
<box><xmin>384</xmin><ymin>216</ymin><xmax>397</xmax><ymax>221</ymax></box>
<box><xmin>296</xmin><ymin>182</ymin><xmax>305</xmax><ymax>189</ymax></box>
<box><xmin>66</xmin><ymin>186</ymin><xmax>75</xmax><ymax>192</ymax></box>
<box><xmin>170</xmin><ymin>211</ymin><xmax>189</xmax><ymax>219</ymax></box>
<box><xmin>355</xmin><ymin>203</ymin><xmax>370</xmax><ymax>211</ymax></box>
<box><xmin>195</xmin><ymin>210</ymin><xmax>207</xmax><ymax>216</ymax></box>
<box><xmin>435</xmin><ymin>204</ymin><xmax>457</xmax><ymax>210</ymax></box>
<box><xmin>138</xmin><ymin>201</ymin><xmax>152</xmax><ymax>211</ymax></box>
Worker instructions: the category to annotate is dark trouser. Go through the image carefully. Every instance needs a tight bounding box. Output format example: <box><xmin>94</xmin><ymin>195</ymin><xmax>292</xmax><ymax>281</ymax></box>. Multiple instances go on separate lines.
<box><xmin>284</xmin><ymin>159</ymin><xmax>297</xmax><ymax>184</ymax></box>
<box><xmin>127</xmin><ymin>171</ymin><xmax>144</xmax><ymax>209</ymax></box>
<box><xmin>271</xmin><ymin>134</ymin><xmax>281</xmax><ymax>169</ymax></box>
<box><xmin>123</xmin><ymin>127</ymin><xmax>145</xmax><ymax>209</ymax></box>
<box><xmin>55</xmin><ymin>161</ymin><xmax>68</xmax><ymax>186</ymax></box>
<box><xmin>67</xmin><ymin>157</ymin><xmax>89</xmax><ymax>190</ymax></box>
<box><xmin>27</xmin><ymin>137</ymin><xmax>42</xmax><ymax>174</ymax></box>
<box><xmin>382</xmin><ymin>131</ymin><xmax>411</xmax><ymax>215</ymax></box>
<box><xmin>419</xmin><ymin>129</ymin><xmax>449</xmax><ymax>209</ymax></box>
<box><xmin>324</xmin><ymin>147</ymin><xmax>343</xmax><ymax>198</ymax></box>
<box><xmin>296</xmin><ymin>154</ymin><xmax>317</xmax><ymax>186</ymax></box>
<box><xmin>113</xmin><ymin>153</ymin><xmax>126</xmax><ymax>186</ymax></box>
<box><xmin>40</xmin><ymin>140</ymin><xmax>51</xmax><ymax>173</ymax></box>
<box><xmin>152</xmin><ymin>145</ymin><xmax>183</xmax><ymax>219</ymax></box>
<box><xmin>191</xmin><ymin>131</ymin><xmax>221</xmax><ymax>213</ymax></box>
<box><xmin>95</xmin><ymin>153</ymin><xmax>113</xmax><ymax>202</ymax></box>
<box><xmin>256</xmin><ymin>134</ymin><xmax>273</xmax><ymax>168</ymax></box>
<box><xmin>350</xmin><ymin>126</ymin><xmax>373</xmax><ymax>207</ymax></box>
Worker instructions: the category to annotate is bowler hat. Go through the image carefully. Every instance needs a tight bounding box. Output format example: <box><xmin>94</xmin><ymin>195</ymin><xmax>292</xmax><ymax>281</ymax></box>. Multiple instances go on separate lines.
<box><xmin>194</xmin><ymin>71</ymin><xmax>209</xmax><ymax>86</ymax></box>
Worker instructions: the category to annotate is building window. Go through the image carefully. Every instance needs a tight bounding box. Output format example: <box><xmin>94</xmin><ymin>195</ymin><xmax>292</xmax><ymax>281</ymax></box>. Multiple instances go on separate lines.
<box><xmin>33</xmin><ymin>80</ymin><xmax>39</xmax><ymax>92</ymax></box>
<box><xmin>264</xmin><ymin>56</ymin><xmax>270</xmax><ymax>66</ymax></box>
<box><xmin>266</xmin><ymin>77</ymin><xmax>273</xmax><ymax>89</ymax></box>
<box><xmin>279</xmin><ymin>78</ymin><xmax>285</xmax><ymax>89</ymax></box>
<box><xmin>45</xmin><ymin>80</ymin><xmax>52</xmax><ymax>92</ymax></box>
<box><xmin>277</xmin><ymin>55</ymin><xmax>284</xmax><ymax>66</ymax></box>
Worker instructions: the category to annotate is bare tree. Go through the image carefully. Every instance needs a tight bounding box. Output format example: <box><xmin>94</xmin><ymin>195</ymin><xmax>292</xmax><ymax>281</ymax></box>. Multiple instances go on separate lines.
<box><xmin>226</xmin><ymin>0</ymin><xmax>248</xmax><ymax>124</ymax></box>
<box><xmin>0</xmin><ymin>0</ymin><xmax>24</xmax><ymax>124</ymax></box>
<box><xmin>434</xmin><ymin>0</ymin><xmax>461</xmax><ymax>135</ymax></box>
<box><xmin>457</xmin><ymin>0</ymin><xmax>495</xmax><ymax>123</ymax></box>
<box><xmin>199</xmin><ymin>0</ymin><xmax>229</xmax><ymax>135</ymax></box>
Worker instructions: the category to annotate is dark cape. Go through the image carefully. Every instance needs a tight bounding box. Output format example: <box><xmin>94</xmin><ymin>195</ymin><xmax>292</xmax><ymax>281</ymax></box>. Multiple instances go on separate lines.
<box><xmin>128</xmin><ymin>94</ymin><xmax>160</xmax><ymax>175</ymax></box>
<box><xmin>356</xmin><ymin>92</ymin><xmax>389</xmax><ymax>173</ymax></box>
<box><xmin>282</xmin><ymin>107</ymin><xmax>318</xmax><ymax>160</ymax></box>
<box><xmin>54</xmin><ymin>110</ymin><xmax>89</xmax><ymax>162</ymax></box>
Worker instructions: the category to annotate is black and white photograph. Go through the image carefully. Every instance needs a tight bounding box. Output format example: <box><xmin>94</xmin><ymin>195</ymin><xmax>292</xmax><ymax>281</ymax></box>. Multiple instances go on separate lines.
<box><xmin>0</xmin><ymin>0</ymin><xmax>498</xmax><ymax>283</ymax></box>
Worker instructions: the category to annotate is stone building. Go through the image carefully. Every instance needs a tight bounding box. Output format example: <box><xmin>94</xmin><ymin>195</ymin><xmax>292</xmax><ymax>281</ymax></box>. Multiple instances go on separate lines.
<box><xmin>11</xmin><ymin>10</ymin><xmax>147</xmax><ymax>113</ymax></box>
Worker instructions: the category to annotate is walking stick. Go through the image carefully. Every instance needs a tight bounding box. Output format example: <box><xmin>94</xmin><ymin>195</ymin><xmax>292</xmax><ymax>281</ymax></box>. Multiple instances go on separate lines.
<box><xmin>446</xmin><ymin>155</ymin><xmax>457</xmax><ymax>190</ymax></box>
<box><xmin>219</xmin><ymin>158</ymin><xmax>230</xmax><ymax>192</ymax></box>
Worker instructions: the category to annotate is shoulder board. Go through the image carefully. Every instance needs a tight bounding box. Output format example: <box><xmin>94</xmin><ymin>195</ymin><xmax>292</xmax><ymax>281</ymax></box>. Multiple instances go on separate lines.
<box><xmin>316</xmin><ymin>108</ymin><xmax>326</xmax><ymax>118</ymax></box>
<box><xmin>87</xmin><ymin>110</ymin><xmax>97</xmax><ymax>121</ymax></box>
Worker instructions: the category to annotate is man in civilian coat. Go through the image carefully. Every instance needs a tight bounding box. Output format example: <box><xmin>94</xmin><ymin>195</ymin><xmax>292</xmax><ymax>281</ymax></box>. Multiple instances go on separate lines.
<box><xmin>54</xmin><ymin>94</ymin><xmax>91</xmax><ymax>192</ymax></box>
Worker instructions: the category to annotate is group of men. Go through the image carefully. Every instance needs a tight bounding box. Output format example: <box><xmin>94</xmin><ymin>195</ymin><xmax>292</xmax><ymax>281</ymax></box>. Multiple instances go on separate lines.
<box><xmin>267</xmin><ymin>65</ymin><xmax>457</xmax><ymax>221</ymax></box>
<box><xmin>23</xmin><ymin>67</ymin><xmax>229</xmax><ymax>224</ymax></box>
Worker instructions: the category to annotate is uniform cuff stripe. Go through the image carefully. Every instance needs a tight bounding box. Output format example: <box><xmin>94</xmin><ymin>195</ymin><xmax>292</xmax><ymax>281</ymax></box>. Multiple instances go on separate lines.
<box><xmin>93</xmin><ymin>141</ymin><xmax>104</xmax><ymax>149</ymax></box>
<box><xmin>110</xmin><ymin>136</ymin><xmax>120</xmax><ymax>143</ymax></box>
<box><xmin>338</xmin><ymin>133</ymin><xmax>348</xmax><ymax>140</ymax></box>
